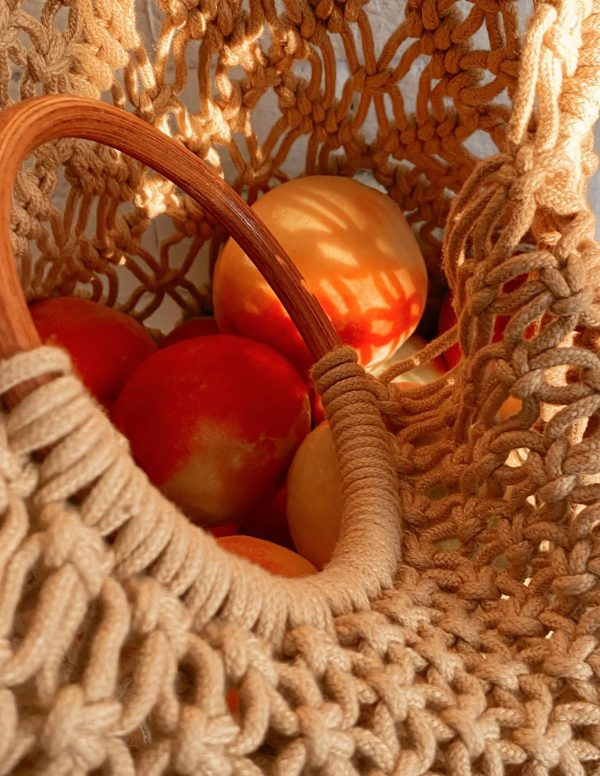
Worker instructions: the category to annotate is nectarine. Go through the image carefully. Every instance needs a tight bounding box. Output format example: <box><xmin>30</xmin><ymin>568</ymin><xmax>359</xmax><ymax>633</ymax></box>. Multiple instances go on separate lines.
<box><xmin>286</xmin><ymin>422</ymin><xmax>343</xmax><ymax>570</ymax></box>
<box><xmin>30</xmin><ymin>297</ymin><xmax>156</xmax><ymax>410</ymax></box>
<box><xmin>113</xmin><ymin>335</ymin><xmax>311</xmax><ymax>525</ymax></box>
<box><xmin>213</xmin><ymin>176</ymin><xmax>428</xmax><ymax>376</ymax></box>
<box><xmin>239</xmin><ymin>485</ymin><xmax>295</xmax><ymax>550</ymax></box>
<box><xmin>161</xmin><ymin>317</ymin><xmax>220</xmax><ymax>348</ymax></box>
<box><xmin>217</xmin><ymin>535</ymin><xmax>316</xmax><ymax>577</ymax></box>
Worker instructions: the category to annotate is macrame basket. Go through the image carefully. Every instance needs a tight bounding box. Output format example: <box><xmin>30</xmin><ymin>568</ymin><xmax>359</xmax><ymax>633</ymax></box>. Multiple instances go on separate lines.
<box><xmin>1</xmin><ymin>0</ymin><xmax>600</xmax><ymax>773</ymax></box>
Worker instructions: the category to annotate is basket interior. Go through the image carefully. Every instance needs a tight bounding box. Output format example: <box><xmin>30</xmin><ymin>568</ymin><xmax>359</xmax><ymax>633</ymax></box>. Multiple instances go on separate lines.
<box><xmin>6</xmin><ymin>0</ymin><xmax>600</xmax><ymax>615</ymax></box>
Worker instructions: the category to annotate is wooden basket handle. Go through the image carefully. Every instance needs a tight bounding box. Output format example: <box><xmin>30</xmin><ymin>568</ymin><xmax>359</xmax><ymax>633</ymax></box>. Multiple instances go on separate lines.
<box><xmin>0</xmin><ymin>95</ymin><xmax>341</xmax><ymax>401</ymax></box>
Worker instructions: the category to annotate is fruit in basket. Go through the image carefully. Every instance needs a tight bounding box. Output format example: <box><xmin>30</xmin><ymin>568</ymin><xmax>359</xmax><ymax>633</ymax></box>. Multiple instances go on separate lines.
<box><xmin>286</xmin><ymin>421</ymin><xmax>343</xmax><ymax>570</ymax></box>
<box><xmin>161</xmin><ymin>317</ymin><xmax>220</xmax><ymax>348</ymax></box>
<box><xmin>239</xmin><ymin>485</ymin><xmax>295</xmax><ymax>550</ymax></box>
<box><xmin>289</xmin><ymin>351</ymin><xmax>448</xmax><ymax>568</ymax></box>
<box><xmin>217</xmin><ymin>535</ymin><xmax>316</xmax><ymax>577</ymax></box>
<box><xmin>30</xmin><ymin>297</ymin><xmax>156</xmax><ymax>410</ymax></box>
<box><xmin>113</xmin><ymin>335</ymin><xmax>311</xmax><ymax>525</ymax></box>
<box><xmin>206</xmin><ymin>522</ymin><xmax>240</xmax><ymax>538</ymax></box>
<box><xmin>213</xmin><ymin>175</ymin><xmax>428</xmax><ymax>376</ymax></box>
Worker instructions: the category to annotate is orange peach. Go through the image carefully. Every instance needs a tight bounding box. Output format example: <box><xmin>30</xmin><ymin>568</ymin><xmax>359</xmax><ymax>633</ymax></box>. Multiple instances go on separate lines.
<box><xmin>286</xmin><ymin>422</ymin><xmax>343</xmax><ymax>570</ymax></box>
<box><xmin>217</xmin><ymin>535</ymin><xmax>316</xmax><ymax>577</ymax></box>
<box><xmin>161</xmin><ymin>317</ymin><xmax>220</xmax><ymax>348</ymax></box>
<box><xmin>113</xmin><ymin>335</ymin><xmax>311</xmax><ymax>525</ymax></box>
<box><xmin>498</xmin><ymin>395</ymin><xmax>523</xmax><ymax>421</ymax></box>
<box><xmin>30</xmin><ymin>297</ymin><xmax>156</xmax><ymax>410</ymax></box>
<box><xmin>213</xmin><ymin>175</ymin><xmax>428</xmax><ymax>376</ymax></box>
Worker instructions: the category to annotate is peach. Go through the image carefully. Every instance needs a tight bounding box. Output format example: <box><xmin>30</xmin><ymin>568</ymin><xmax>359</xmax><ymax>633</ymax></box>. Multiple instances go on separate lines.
<box><xmin>161</xmin><ymin>317</ymin><xmax>220</xmax><ymax>348</ymax></box>
<box><xmin>207</xmin><ymin>522</ymin><xmax>240</xmax><ymax>538</ymax></box>
<box><xmin>498</xmin><ymin>395</ymin><xmax>523</xmax><ymax>421</ymax></box>
<box><xmin>113</xmin><ymin>335</ymin><xmax>311</xmax><ymax>525</ymax></box>
<box><xmin>213</xmin><ymin>175</ymin><xmax>428</xmax><ymax>376</ymax></box>
<box><xmin>239</xmin><ymin>485</ymin><xmax>295</xmax><ymax>550</ymax></box>
<box><xmin>286</xmin><ymin>422</ymin><xmax>343</xmax><ymax>570</ymax></box>
<box><xmin>217</xmin><ymin>535</ymin><xmax>316</xmax><ymax>577</ymax></box>
<box><xmin>30</xmin><ymin>297</ymin><xmax>156</xmax><ymax>409</ymax></box>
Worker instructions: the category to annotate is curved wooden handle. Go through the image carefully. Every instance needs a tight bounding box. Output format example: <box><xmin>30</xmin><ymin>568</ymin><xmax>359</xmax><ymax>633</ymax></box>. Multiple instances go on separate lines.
<box><xmin>0</xmin><ymin>96</ymin><xmax>341</xmax><ymax>400</ymax></box>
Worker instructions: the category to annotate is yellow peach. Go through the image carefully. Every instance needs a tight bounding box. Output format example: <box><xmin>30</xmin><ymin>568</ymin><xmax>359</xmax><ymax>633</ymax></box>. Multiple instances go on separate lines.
<box><xmin>213</xmin><ymin>176</ymin><xmax>427</xmax><ymax>376</ymax></box>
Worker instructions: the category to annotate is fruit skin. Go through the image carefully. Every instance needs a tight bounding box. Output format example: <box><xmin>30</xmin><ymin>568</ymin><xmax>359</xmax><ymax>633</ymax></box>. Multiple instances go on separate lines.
<box><xmin>30</xmin><ymin>297</ymin><xmax>156</xmax><ymax>409</ymax></box>
<box><xmin>239</xmin><ymin>485</ymin><xmax>296</xmax><ymax>550</ymax></box>
<box><xmin>217</xmin><ymin>535</ymin><xmax>316</xmax><ymax>577</ymax></box>
<box><xmin>213</xmin><ymin>175</ymin><xmax>428</xmax><ymax>376</ymax></box>
<box><xmin>113</xmin><ymin>335</ymin><xmax>311</xmax><ymax>525</ymax></box>
<box><xmin>161</xmin><ymin>317</ymin><xmax>220</xmax><ymax>348</ymax></box>
<box><xmin>286</xmin><ymin>422</ymin><xmax>343</xmax><ymax>570</ymax></box>
<box><xmin>498</xmin><ymin>395</ymin><xmax>523</xmax><ymax>421</ymax></box>
<box><xmin>207</xmin><ymin>522</ymin><xmax>240</xmax><ymax>538</ymax></box>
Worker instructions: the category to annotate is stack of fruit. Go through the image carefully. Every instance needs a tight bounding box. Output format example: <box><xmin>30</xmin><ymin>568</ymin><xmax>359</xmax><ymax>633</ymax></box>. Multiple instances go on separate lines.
<box><xmin>31</xmin><ymin>174</ymin><xmax>511</xmax><ymax>578</ymax></box>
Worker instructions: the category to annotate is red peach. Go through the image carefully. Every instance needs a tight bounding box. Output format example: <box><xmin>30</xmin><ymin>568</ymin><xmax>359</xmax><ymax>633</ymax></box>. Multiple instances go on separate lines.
<box><xmin>207</xmin><ymin>523</ymin><xmax>240</xmax><ymax>538</ymax></box>
<box><xmin>30</xmin><ymin>297</ymin><xmax>156</xmax><ymax>409</ymax></box>
<box><xmin>217</xmin><ymin>535</ymin><xmax>316</xmax><ymax>577</ymax></box>
<box><xmin>113</xmin><ymin>335</ymin><xmax>311</xmax><ymax>525</ymax></box>
<box><xmin>213</xmin><ymin>176</ymin><xmax>428</xmax><ymax>376</ymax></box>
<box><xmin>161</xmin><ymin>317</ymin><xmax>220</xmax><ymax>348</ymax></box>
<box><xmin>239</xmin><ymin>485</ymin><xmax>295</xmax><ymax>550</ymax></box>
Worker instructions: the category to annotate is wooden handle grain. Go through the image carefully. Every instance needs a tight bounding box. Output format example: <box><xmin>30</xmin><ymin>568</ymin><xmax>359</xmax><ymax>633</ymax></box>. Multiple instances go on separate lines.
<box><xmin>0</xmin><ymin>96</ymin><xmax>341</xmax><ymax>402</ymax></box>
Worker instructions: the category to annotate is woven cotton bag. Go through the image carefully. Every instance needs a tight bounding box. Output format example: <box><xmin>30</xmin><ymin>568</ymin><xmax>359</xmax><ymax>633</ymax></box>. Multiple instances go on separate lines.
<box><xmin>1</xmin><ymin>0</ymin><xmax>600</xmax><ymax>773</ymax></box>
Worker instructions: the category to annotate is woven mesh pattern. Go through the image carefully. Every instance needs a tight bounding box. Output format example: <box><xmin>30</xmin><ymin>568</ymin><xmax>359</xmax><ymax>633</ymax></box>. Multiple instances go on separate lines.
<box><xmin>4</xmin><ymin>0</ymin><xmax>524</xmax><ymax>322</ymax></box>
<box><xmin>1</xmin><ymin>0</ymin><xmax>600</xmax><ymax>773</ymax></box>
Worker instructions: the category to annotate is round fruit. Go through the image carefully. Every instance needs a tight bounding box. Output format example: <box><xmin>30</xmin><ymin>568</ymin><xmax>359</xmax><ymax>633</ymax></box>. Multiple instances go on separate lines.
<box><xmin>239</xmin><ymin>485</ymin><xmax>295</xmax><ymax>550</ymax></box>
<box><xmin>213</xmin><ymin>175</ymin><xmax>428</xmax><ymax>376</ymax></box>
<box><xmin>286</xmin><ymin>422</ymin><xmax>343</xmax><ymax>570</ymax></box>
<box><xmin>217</xmin><ymin>535</ymin><xmax>316</xmax><ymax>577</ymax></box>
<box><xmin>498</xmin><ymin>395</ymin><xmax>523</xmax><ymax>421</ymax></box>
<box><xmin>161</xmin><ymin>317</ymin><xmax>220</xmax><ymax>348</ymax></box>
<box><xmin>206</xmin><ymin>522</ymin><xmax>240</xmax><ymax>538</ymax></box>
<box><xmin>113</xmin><ymin>335</ymin><xmax>311</xmax><ymax>525</ymax></box>
<box><xmin>30</xmin><ymin>297</ymin><xmax>156</xmax><ymax>410</ymax></box>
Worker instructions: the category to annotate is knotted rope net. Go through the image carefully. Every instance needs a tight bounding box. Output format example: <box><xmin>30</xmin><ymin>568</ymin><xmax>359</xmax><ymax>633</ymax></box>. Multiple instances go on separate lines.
<box><xmin>1</xmin><ymin>0</ymin><xmax>600</xmax><ymax>772</ymax></box>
